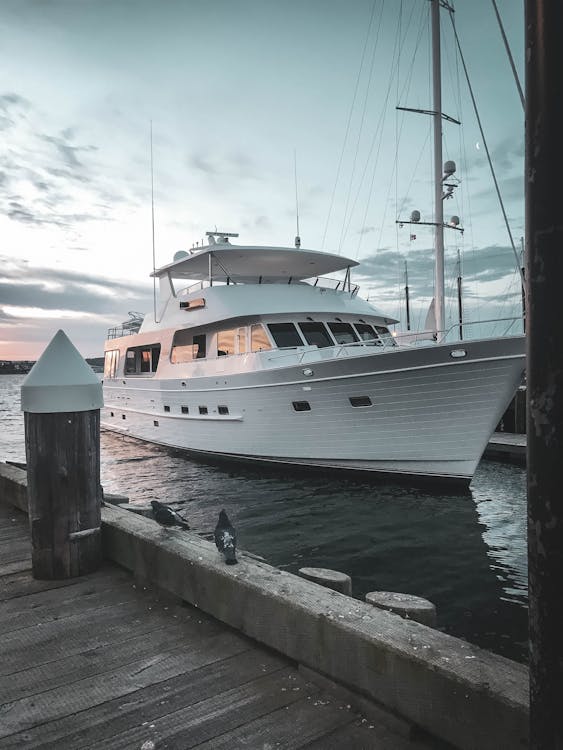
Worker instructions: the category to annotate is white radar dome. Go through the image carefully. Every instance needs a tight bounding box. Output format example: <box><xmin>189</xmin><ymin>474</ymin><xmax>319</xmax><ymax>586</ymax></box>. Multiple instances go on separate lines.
<box><xmin>450</xmin><ymin>215</ymin><xmax>460</xmax><ymax>226</ymax></box>
<box><xmin>444</xmin><ymin>161</ymin><xmax>457</xmax><ymax>176</ymax></box>
<box><xmin>173</xmin><ymin>250</ymin><xmax>189</xmax><ymax>261</ymax></box>
<box><xmin>410</xmin><ymin>210</ymin><xmax>421</xmax><ymax>223</ymax></box>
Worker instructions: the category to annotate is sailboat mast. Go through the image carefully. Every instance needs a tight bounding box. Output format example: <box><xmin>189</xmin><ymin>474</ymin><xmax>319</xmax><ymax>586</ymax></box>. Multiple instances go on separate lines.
<box><xmin>431</xmin><ymin>0</ymin><xmax>445</xmax><ymax>337</ymax></box>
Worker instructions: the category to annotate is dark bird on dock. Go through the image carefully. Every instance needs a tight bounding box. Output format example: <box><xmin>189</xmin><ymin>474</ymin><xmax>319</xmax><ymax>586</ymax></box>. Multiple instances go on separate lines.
<box><xmin>214</xmin><ymin>510</ymin><xmax>238</xmax><ymax>565</ymax></box>
<box><xmin>150</xmin><ymin>500</ymin><xmax>190</xmax><ymax>529</ymax></box>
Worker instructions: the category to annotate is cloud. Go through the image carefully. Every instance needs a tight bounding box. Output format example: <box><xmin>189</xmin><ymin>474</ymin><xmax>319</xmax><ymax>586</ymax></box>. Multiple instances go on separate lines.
<box><xmin>188</xmin><ymin>149</ymin><xmax>259</xmax><ymax>181</ymax></box>
<box><xmin>0</xmin><ymin>255</ymin><xmax>151</xmax><ymax>317</ymax></box>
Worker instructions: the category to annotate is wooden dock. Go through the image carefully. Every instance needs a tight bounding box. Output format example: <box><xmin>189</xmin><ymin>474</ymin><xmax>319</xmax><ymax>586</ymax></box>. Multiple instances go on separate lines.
<box><xmin>484</xmin><ymin>432</ymin><xmax>526</xmax><ymax>466</ymax></box>
<box><xmin>0</xmin><ymin>503</ymin><xmax>435</xmax><ymax>749</ymax></box>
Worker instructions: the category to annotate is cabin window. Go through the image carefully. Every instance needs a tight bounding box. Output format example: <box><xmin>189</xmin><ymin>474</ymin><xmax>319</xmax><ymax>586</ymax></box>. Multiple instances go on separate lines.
<box><xmin>153</xmin><ymin>420</ymin><xmax>159</xmax><ymax>426</ymax></box>
<box><xmin>298</xmin><ymin>322</ymin><xmax>333</xmax><ymax>348</ymax></box>
<box><xmin>124</xmin><ymin>344</ymin><xmax>161</xmax><ymax>374</ymax></box>
<box><xmin>104</xmin><ymin>350</ymin><xmax>120</xmax><ymax>378</ymax></box>
<box><xmin>181</xmin><ymin>406</ymin><xmax>189</xmax><ymax>414</ymax></box>
<box><xmin>375</xmin><ymin>325</ymin><xmax>396</xmax><ymax>346</ymax></box>
<box><xmin>251</xmin><ymin>324</ymin><xmax>272</xmax><ymax>352</ymax></box>
<box><xmin>218</xmin><ymin>405</ymin><xmax>229</xmax><ymax>415</ymax></box>
<box><xmin>268</xmin><ymin>322</ymin><xmax>304</xmax><ymax>348</ymax></box>
<box><xmin>171</xmin><ymin>330</ymin><xmax>206</xmax><ymax>363</ymax></box>
<box><xmin>164</xmin><ymin>405</ymin><xmax>170</xmax><ymax>412</ymax></box>
<box><xmin>292</xmin><ymin>401</ymin><xmax>311</xmax><ymax>412</ymax></box>
<box><xmin>327</xmin><ymin>322</ymin><xmax>359</xmax><ymax>344</ymax></box>
<box><xmin>199</xmin><ymin>406</ymin><xmax>208</xmax><ymax>415</ymax></box>
<box><xmin>237</xmin><ymin>328</ymin><xmax>247</xmax><ymax>354</ymax></box>
<box><xmin>217</xmin><ymin>329</ymin><xmax>236</xmax><ymax>356</ymax></box>
<box><xmin>354</xmin><ymin>323</ymin><xmax>382</xmax><ymax>346</ymax></box>
<box><xmin>350</xmin><ymin>396</ymin><xmax>372</xmax><ymax>407</ymax></box>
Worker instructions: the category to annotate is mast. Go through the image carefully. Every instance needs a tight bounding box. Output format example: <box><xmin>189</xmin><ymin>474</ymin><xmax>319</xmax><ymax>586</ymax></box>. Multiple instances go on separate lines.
<box><xmin>431</xmin><ymin>0</ymin><xmax>445</xmax><ymax>337</ymax></box>
<box><xmin>404</xmin><ymin>260</ymin><xmax>411</xmax><ymax>331</ymax></box>
<box><xmin>456</xmin><ymin>249</ymin><xmax>463</xmax><ymax>340</ymax></box>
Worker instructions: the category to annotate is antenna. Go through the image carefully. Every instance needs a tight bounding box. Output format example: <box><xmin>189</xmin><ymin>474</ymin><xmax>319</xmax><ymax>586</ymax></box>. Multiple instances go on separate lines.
<box><xmin>150</xmin><ymin>121</ymin><xmax>158</xmax><ymax>324</ymax></box>
<box><xmin>293</xmin><ymin>149</ymin><xmax>301</xmax><ymax>248</ymax></box>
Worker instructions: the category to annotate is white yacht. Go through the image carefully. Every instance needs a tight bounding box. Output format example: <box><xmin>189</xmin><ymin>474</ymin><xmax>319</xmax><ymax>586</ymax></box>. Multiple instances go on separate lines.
<box><xmin>102</xmin><ymin>231</ymin><xmax>525</xmax><ymax>486</ymax></box>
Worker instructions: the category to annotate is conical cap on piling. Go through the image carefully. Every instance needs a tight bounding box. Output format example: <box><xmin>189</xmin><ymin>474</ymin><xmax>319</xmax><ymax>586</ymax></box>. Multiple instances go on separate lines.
<box><xmin>21</xmin><ymin>329</ymin><xmax>103</xmax><ymax>413</ymax></box>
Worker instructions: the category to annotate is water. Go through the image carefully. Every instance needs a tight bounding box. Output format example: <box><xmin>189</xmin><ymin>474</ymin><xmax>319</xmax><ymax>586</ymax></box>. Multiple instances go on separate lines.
<box><xmin>1</xmin><ymin>374</ymin><xmax>528</xmax><ymax>662</ymax></box>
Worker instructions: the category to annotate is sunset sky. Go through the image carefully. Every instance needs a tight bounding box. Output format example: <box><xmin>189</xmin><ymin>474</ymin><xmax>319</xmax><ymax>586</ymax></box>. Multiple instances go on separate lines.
<box><xmin>0</xmin><ymin>0</ymin><xmax>524</xmax><ymax>359</ymax></box>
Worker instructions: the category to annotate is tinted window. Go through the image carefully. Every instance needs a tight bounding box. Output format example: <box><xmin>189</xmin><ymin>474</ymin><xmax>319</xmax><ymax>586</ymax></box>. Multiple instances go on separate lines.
<box><xmin>354</xmin><ymin>323</ymin><xmax>382</xmax><ymax>346</ymax></box>
<box><xmin>268</xmin><ymin>322</ymin><xmax>303</xmax><ymax>348</ymax></box>
<box><xmin>171</xmin><ymin>330</ymin><xmax>206</xmax><ymax>362</ymax></box>
<box><xmin>328</xmin><ymin>322</ymin><xmax>359</xmax><ymax>344</ymax></box>
<box><xmin>292</xmin><ymin>401</ymin><xmax>311</xmax><ymax>411</ymax></box>
<box><xmin>125</xmin><ymin>344</ymin><xmax>161</xmax><ymax>373</ymax></box>
<box><xmin>251</xmin><ymin>324</ymin><xmax>272</xmax><ymax>352</ymax></box>
<box><xmin>298</xmin><ymin>322</ymin><xmax>333</xmax><ymax>348</ymax></box>
<box><xmin>237</xmin><ymin>328</ymin><xmax>247</xmax><ymax>354</ymax></box>
<box><xmin>104</xmin><ymin>350</ymin><xmax>120</xmax><ymax>378</ymax></box>
<box><xmin>375</xmin><ymin>325</ymin><xmax>396</xmax><ymax>346</ymax></box>
<box><xmin>217</xmin><ymin>329</ymin><xmax>236</xmax><ymax>356</ymax></box>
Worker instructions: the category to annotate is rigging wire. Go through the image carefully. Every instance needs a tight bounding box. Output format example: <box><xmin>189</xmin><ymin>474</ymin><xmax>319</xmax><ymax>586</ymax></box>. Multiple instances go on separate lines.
<box><xmin>447</xmin><ymin>8</ymin><xmax>525</xmax><ymax>292</ymax></box>
<box><xmin>321</xmin><ymin>0</ymin><xmax>378</xmax><ymax>249</ymax></box>
<box><xmin>293</xmin><ymin>148</ymin><xmax>300</xmax><ymax>241</ymax></box>
<box><xmin>150</xmin><ymin>120</ymin><xmax>158</xmax><ymax>325</ymax></box>
<box><xmin>490</xmin><ymin>0</ymin><xmax>525</xmax><ymax>111</ymax></box>
<box><xmin>337</xmin><ymin>0</ymin><xmax>386</xmax><ymax>254</ymax></box>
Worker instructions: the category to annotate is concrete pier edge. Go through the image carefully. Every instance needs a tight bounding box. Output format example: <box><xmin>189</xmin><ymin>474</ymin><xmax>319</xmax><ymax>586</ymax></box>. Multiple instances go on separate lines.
<box><xmin>0</xmin><ymin>461</ymin><xmax>528</xmax><ymax>750</ymax></box>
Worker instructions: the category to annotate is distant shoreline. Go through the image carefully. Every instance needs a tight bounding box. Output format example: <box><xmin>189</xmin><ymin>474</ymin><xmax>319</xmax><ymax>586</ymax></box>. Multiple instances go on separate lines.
<box><xmin>1</xmin><ymin>357</ymin><xmax>104</xmax><ymax>375</ymax></box>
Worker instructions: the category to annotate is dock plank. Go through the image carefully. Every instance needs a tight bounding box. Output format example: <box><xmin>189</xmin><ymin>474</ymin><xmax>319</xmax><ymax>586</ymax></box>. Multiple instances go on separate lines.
<box><xmin>6</xmin><ymin>650</ymin><xmax>287</xmax><ymax>749</ymax></box>
<box><xmin>0</xmin><ymin>496</ymin><xmax>433</xmax><ymax>750</ymax></box>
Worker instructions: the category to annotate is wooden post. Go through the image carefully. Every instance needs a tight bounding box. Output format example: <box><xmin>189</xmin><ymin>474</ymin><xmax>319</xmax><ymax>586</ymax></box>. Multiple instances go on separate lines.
<box><xmin>21</xmin><ymin>330</ymin><xmax>104</xmax><ymax>579</ymax></box>
<box><xmin>526</xmin><ymin>1</ymin><xmax>563</xmax><ymax>747</ymax></box>
<box><xmin>298</xmin><ymin>567</ymin><xmax>352</xmax><ymax>596</ymax></box>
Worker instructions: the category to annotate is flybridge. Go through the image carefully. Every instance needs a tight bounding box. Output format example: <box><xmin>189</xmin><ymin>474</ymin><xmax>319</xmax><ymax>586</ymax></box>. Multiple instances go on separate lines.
<box><xmin>152</xmin><ymin>235</ymin><xmax>359</xmax><ymax>285</ymax></box>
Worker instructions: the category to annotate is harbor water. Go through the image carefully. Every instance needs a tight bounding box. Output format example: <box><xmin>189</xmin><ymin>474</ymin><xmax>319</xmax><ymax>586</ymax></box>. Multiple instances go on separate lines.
<box><xmin>1</xmin><ymin>374</ymin><xmax>528</xmax><ymax>662</ymax></box>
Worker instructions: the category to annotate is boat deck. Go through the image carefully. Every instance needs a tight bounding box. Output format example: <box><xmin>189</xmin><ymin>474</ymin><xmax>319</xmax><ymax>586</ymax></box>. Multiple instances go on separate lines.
<box><xmin>0</xmin><ymin>503</ymin><xmax>438</xmax><ymax>749</ymax></box>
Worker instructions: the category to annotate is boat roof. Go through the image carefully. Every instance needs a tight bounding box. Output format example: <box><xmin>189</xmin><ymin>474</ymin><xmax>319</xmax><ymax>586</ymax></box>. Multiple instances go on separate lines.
<box><xmin>153</xmin><ymin>241</ymin><xmax>359</xmax><ymax>283</ymax></box>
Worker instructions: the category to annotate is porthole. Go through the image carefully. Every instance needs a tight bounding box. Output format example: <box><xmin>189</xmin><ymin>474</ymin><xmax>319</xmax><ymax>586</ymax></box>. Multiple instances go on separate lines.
<box><xmin>218</xmin><ymin>405</ymin><xmax>229</xmax><ymax>415</ymax></box>
<box><xmin>121</xmin><ymin>414</ymin><xmax>126</xmax><ymax>420</ymax></box>
<box><xmin>110</xmin><ymin>411</ymin><xmax>114</xmax><ymax>417</ymax></box>
<box><xmin>199</xmin><ymin>406</ymin><xmax>208</xmax><ymax>415</ymax></box>
<box><xmin>292</xmin><ymin>401</ymin><xmax>311</xmax><ymax>412</ymax></box>
<box><xmin>350</xmin><ymin>396</ymin><xmax>372</xmax><ymax>408</ymax></box>
<box><xmin>302</xmin><ymin>367</ymin><xmax>314</xmax><ymax>376</ymax></box>
<box><xmin>153</xmin><ymin>420</ymin><xmax>159</xmax><ymax>427</ymax></box>
<box><xmin>450</xmin><ymin>349</ymin><xmax>467</xmax><ymax>359</ymax></box>
<box><xmin>164</xmin><ymin>405</ymin><xmax>170</xmax><ymax>412</ymax></box>
<box><xmin>181</xmin><ymin>406</ymin><xmax>189</xmax><ymax>414</ymax></box>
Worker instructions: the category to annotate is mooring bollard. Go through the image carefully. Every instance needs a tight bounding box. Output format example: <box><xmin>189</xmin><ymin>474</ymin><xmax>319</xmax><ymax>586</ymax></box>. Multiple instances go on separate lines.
<box><xmin>365</xmin><ymin>591</ymin><xmax>437</xmax><ymax>627</ymax></box>
<box><xmin>298</xmin><ymin>567</ymin><xmax>352</xmax><ymax>596</ymax></box>
<box><xmin>21</xmin><ymin>330</ymin><xmax>104</xmax><ymax>579</ymax></box>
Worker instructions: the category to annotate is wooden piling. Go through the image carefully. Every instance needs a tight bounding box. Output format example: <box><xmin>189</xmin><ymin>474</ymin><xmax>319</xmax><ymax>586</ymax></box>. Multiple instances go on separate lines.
<box><xmin>298</xmin><ymin>567</ymin><xmax>352</xmax><ymax>595</ymax></box>
<box><xmin>526</xmin><ymin>1</ymin><xmax>563</xmax><ymax>746</ymax></box>
<box><xmin>21</xmin><ymin>330</ymin><xmax>104</xmax><ymax>579</ymax></box>
<box><xmin>365</xmin><ymin>591</ymin><xmax>437</xmax><ymax>627</ymax></box>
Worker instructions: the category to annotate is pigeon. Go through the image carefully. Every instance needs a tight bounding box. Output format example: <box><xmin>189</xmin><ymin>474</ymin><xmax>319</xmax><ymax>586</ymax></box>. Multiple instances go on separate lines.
<box><xmin>150</xmin><ymin>500</ymin><xmax>190</xmax><ymax>529</ymax></box>
<box><xmin>214</xmin><ymin>509</ymin><xmax>238</xmax><ymax>565</ymax></box>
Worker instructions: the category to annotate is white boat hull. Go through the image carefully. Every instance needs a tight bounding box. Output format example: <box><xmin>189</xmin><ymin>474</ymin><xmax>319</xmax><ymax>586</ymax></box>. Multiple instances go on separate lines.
<box><xmin>102</xmin><ymin>335</ymin><xmax>525</xmax><ymax>485</ymax></box>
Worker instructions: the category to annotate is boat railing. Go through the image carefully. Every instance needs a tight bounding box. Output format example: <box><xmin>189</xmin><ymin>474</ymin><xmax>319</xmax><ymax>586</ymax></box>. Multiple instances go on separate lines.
<box><xmin>392</xmin><ymin>315</ymin><xmax>524</xmax><ymax>346</ymax></box>
<box><xmin>106</xmin><ymin>312</ymin><xmax>145</xmax><ymax>340</ymax></box>
<box><xmin>175</xmin><ymin>276</ymin><xmax>360</xmax><ymax>297</ymax></box>
<box><xmin>265</xmin><ymin>336</ymin><xmax>394</xmax><ymax>365</ymax></box>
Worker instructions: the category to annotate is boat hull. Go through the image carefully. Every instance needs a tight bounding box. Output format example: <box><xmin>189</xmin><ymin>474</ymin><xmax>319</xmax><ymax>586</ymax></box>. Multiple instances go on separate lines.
<box><xmin>102</xmin><ymin>335</ymin><xmax>525</xmax><ymax>485</ymax></box>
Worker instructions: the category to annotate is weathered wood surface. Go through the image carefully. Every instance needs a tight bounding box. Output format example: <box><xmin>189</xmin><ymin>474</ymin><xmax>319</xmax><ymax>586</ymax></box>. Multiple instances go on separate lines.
<box><xmin>0</xmin><ymin>503</ymin><xmax>436</xmax><ymax>749</ymax></box>
<box><xmin>25</xmin><ymin>409</ymin><xmax>102</xmax><ymax>579</ymax></box>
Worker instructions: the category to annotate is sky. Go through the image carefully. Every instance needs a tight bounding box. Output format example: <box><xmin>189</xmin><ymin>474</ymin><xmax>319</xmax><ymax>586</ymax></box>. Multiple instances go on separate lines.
<box><xmin>0</xmin><ymin>0</ymin><xmax>525</xmax><ymax>359</ymax></box>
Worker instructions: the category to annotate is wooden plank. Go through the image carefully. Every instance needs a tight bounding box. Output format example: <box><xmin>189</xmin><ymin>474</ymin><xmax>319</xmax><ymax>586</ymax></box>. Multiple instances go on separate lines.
<box><xmin>192</xmin><ymin>691</ymin><xmax>355</xmax><ymax>750</ymax></box>
<box><xmin>0</xmin><ymin>622</ymin><xmax>193</xmax><ymax>704</ymax></box>
<box><xmin>0</xmin><ymin>559</ymin><xmax>30</xmax><ymax>576</ymax></box>
<box><xmin>5</xmin><ymin>648</ymin><xmax>286</xmax><ymax>749</ymax></box>
<box><xmin>0</xmin><ymin>540</ymin><xmax>31</xmax><ymax>565</ymax></box>
<box><xmin>0</xmin><ymin>584</ymin><xmax>142</xmax><ymax>634</ymax></box>
<box><xmin>0</xmin><ymin>594</ymin><xmax>225</xmax><ymax>676</ymax></box>
<box><xmin>0</xmin><ymin>568</ymin><xmax>97</xmax><ymax>602</ymax></box>
<box><xmin>0</xmin><ymin>568</ymin><xmax>133</xmax><ymax>616</ymax></box>
<box><xmin>0</xmin><ymin>631</ymin><xmax>254</xmax><ymax>743</ymax></box>
<box><xmin>97</xmin><ymin>667</ymin><xmax>314</xmax><ymax>750</ymax></box>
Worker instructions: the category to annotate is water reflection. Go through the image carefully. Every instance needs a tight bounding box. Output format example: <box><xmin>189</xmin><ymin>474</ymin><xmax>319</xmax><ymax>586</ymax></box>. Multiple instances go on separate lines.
<box><xmin>100</xmin><ymin>431</ymin><xmax>528</xmax><ymax>662</ymax></box>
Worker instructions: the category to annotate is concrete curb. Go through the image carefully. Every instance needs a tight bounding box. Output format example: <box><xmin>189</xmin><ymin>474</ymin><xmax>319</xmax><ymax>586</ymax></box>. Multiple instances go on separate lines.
<box><xmin>0</xmin><ymin>462</ymin><xmax>528</xmax><ymax>750</ymax></box>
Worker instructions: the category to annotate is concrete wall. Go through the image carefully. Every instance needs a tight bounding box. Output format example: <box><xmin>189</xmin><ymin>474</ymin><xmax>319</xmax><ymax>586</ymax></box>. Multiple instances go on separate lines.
<box><xmin>0</xmin><ymin>462</ymin><xmax>528</xmax><ymax>750</ymax></box>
